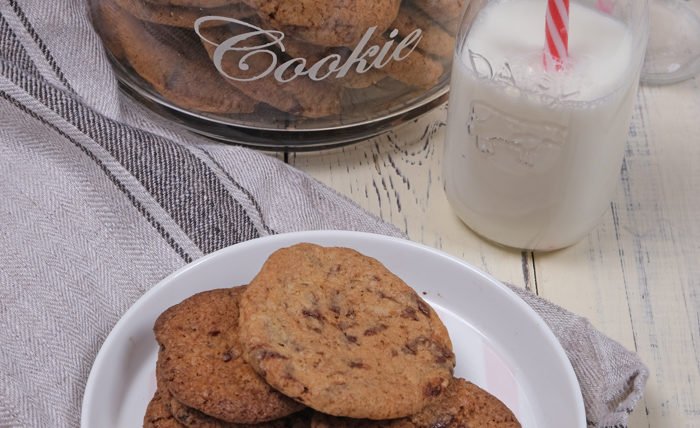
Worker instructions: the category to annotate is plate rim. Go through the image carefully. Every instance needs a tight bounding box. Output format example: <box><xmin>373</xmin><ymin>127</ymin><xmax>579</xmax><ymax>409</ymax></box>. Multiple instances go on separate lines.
<box><xmin>80</xmin><ymin>230</ymin><xmax>586</xmax><ymax>427</ymax></box>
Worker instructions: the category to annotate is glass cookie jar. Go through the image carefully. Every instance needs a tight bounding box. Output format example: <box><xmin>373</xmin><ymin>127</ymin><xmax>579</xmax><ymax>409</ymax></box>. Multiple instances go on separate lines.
<box><xmin>90</xmin><ymin>0</ymin><xmax>465</xmax><ymax>149</ymax></box>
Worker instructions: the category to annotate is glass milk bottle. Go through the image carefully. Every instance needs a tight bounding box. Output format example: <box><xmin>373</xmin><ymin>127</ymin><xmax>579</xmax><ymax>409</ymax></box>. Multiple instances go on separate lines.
<box><xmin>443</xmin><ymin>0</ymin><xmax>649</xmax><ymax>251</ymax></box>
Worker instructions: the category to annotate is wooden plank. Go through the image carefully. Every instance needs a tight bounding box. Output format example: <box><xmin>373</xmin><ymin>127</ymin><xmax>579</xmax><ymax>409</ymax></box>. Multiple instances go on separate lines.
<box><xmin>535</xmin><ymin>78</ymin><xmax>700</xmax><ymax>428</ymax></box>
<box><xmin>289</xmin><ymin>105</ymin><xmax>535</xmax><ymax>290</ymax></box>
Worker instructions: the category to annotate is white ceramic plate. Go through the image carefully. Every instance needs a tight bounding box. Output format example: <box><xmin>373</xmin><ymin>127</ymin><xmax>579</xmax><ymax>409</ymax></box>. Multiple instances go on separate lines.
<box><xmin>81</xmin><ymin>231</ymin><xmax>586</xmax><ymax>428</ymax></box>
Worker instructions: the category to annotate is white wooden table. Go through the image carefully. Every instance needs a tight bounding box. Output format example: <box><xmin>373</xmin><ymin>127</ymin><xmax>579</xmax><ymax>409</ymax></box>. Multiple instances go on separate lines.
<box><xmin>288</xmin><ymin>70</ymin><xmax>700</xmax><ymax>426</ymax></box>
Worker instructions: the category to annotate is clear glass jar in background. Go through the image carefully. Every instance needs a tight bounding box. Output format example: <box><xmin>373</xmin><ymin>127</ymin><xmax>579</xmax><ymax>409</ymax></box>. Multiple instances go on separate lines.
<box><xmin>90</xmin><ymin>0</ymin><xmax>467</xmax><ymax>149</ymax></box>
<box><xmin>443</xmin><ymin>0</ymin><xmax>649</xmax><ymax>251</ymax></box>
<box><xmin>642</xmin><ymin>0</ymin><xmax>700</xmax><ymax>85</ymax></box>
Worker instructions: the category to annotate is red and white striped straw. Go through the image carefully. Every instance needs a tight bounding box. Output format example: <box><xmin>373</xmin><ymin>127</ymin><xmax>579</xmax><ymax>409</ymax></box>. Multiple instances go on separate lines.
<box><xmin>544</xmin><ymin>0</ymin><xmax>570</xmax><ymax>71</ymax></box>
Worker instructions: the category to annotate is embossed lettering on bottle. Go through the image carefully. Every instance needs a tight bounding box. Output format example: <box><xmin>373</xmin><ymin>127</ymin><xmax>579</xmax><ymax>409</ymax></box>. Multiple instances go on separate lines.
<box><xmin>465</xmin><ymin>49</ymin><xmax>567</xmax><ymax>171</ymax></box>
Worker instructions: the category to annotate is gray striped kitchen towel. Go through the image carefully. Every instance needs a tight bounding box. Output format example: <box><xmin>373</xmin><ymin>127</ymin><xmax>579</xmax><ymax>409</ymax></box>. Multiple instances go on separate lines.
<box><xmin>0</xmin><ymin>1</ymin><xmax>646</xmax><ymax>427</ymax></box>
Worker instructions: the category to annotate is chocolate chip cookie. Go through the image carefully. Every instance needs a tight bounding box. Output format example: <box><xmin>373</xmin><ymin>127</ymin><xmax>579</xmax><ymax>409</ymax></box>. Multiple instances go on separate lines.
<box><xmin>144</xmin><ymin>358</ymin><xmax>186</xmax><ymax>428</ymax></box>
<box><xmin>98</xmin><ymin>1</ymin><xmax>256</xmax><ymax>114</ymax></box>
<box><xmin>310</xmin><ymin>378</ymin><xmax>521</xmax><ymax>427</ymax></box>
<box><xmin>144</xmin><ymin>388</ymin><xmax>185</xmax><ymax>428</ymax></box>
<box><xmin>169</xmin><ymin>399</ymin><xmax>313</xmax><ymax>428</ymax></box>
<box><xmin>144</xmin><ymin>0</ymin><xmax>232</xmax><ymax>8</ymax></box>
<box><xmin>238</xmin><ymin>244</ymin><xmax>456</xmax><ymax>420</ymax></box>
<box><xmin>115</xmin><ymin>0</ymin><xmax>255</xmax><ymax>29</ymax></box>
<box><xmin>242</xmin><ymin>0</ymin><xmax>401</xmax><ymax>47</ymax></box>
<box><xmin>155</xmin><ymin>287</ymin><xmax>305</xmax><ymax>425</ymax></box>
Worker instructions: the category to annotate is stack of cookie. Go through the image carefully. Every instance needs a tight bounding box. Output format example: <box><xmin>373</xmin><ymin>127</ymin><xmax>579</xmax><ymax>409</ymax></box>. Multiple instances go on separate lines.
<box><xmin>91</xmin><ymin>0</ymin><xmax>462</xmax><ymax>125</ymax></box>
<box><xmin>145</xmin><ymin>243</ymin><xmax>521</xmax><ymax>427</ymax></box>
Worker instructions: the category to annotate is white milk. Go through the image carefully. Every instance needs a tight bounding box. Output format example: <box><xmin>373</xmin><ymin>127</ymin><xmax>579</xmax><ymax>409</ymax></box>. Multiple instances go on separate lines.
<box><xmin>444</xmin><ymin>0</ymin><xmax>642</xmax><ymax>250</ymax></box>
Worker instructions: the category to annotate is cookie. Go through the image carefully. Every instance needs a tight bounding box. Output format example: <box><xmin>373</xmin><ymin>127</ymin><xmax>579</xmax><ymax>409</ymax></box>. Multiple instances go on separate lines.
<box><xmin>155</xmin><ymin>287</ymin><xmax>305</xmax><ymax>424</ymax></box>
<box><xmin>238</xmin><ymin>244</ymin><xmax>455</xmax><ymax>420</ymax></box>
<box><xmin>198</xmin><ymin>26</ymin><xmax>341</xmax><ymax>118</ymax></box>
<box><xmin>411</xmin><ymin>0</ymin><xmax>467</xmax><ymax>33</ymax></box>
<box><xmin>144</xmin><ymin>389</ymin><xmax>185</xmax><ymax>428</ymax></box>
<box><xmin>145</xmin><ymin>0</ymin><xmax>233</xmax><ymax>8</ymax></box>
<box><xmin>143</xmin><ymin>354</ymin><xmax>186</xmax><ymax>427</ymax></box>
<box><xmin>98</xmin><ymin>1</ymin><xmax>256</xmax><ymax>114</ymax></box>
<box><xmin>310</xmin><ymin>378</ymin><xmax>521</xmax><ymax>427</ymax></box>
<box><xmin>169</xmin><ymin>399</ymin><xmax>313</xmax><ymax>428</ymax></box>
<box><xmin>242</xmin><ymin>0</ymin><xmax>401</xmax><ymax>47</ymax></box>
<box><xmin>115</xmin><ymin>0</ymin><xmax>255</xmax><ymax>29</ymax></box>
<box><xmin>392</xmin><ymin>6</ymin><xmax>455</xmax><ymax>59</ymax></box>
<box><xmin>405</xmin><ymin>379</ymin><xmax>520</xmax><ymax>427</ymax></box>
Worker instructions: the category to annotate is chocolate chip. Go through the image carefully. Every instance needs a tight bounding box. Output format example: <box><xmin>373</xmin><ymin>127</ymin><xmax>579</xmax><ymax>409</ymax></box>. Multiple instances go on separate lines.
<box><xmin>302</xmin><ymin>309</ymin><xmax>323</xmax><ymax>320</ymax></box>
<box><xmin>417</xmin><ymin>299</ymin><xmax>431</xmax><ymax>317</ymax></box>
<box><xmin>255</xmin><ymin>349</ymin><xmax>287</xmax><ymax>361</ymax></box>
<box><xmin>378</xmin><ymin>291</ymin><xmax>400</xmax><ymax>303</ymax></box>
<box><xmin>401</xmin><ymin>306</ymin><xmax>419</xmax><ymax>321</ymax></box>
<box><xmin>424</xmin><ymin>381</ymin><xmax>443</xmax><ymax>397</ymax></box>
<box><xmin>221</xmin><ymin>346</ymin><xmax>240</xmax><ymax>362</ymax></box>
<box><xmin>349</xmin><ymin>360</ymin><xmax>366</xmax><ymax>369</ymax></box>
<box><xmin>434</xmin><ymin>346</ymin><xmax>454</xmax><ymax>365</ymax></box>
<box><xmin>344</xmin><ymin>333</ymin><xmax>358</xmax><ymax>344</ymax></box>
<box><xmin>208</xmin><ymin>330</ymin><xmax>221</xmax><ymax>336</ymax></box>
<box><xmin>403</xmin><ymin>336</ymin><xmax>430</xmax><ymax>355</ymax></box>
<box><xmin>174</xmin><ymin>408</ymin><xmax>194</xmax><ymax>424</ymax></box>
<box><xmin>363</xmin><ymin>324</ymin><xmax>388</xmax><ymax>336</ymax></box>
